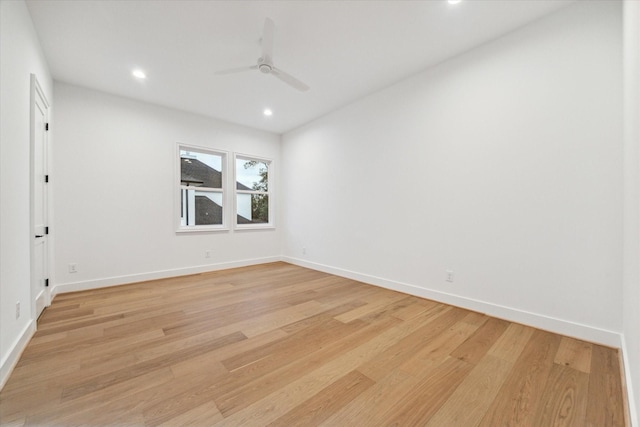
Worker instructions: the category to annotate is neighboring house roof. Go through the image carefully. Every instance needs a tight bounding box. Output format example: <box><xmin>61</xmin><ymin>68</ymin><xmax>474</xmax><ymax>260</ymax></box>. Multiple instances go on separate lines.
<box><xmin>194</xmin><ymin>195</ymin><xmax>252</xmax><ymax>225</ymax></box>
<box><xmin>194</xmin><ymin>195</ymin><xmax>222</xmax><ymax>225</ymax></box>
<box><xmin>237</xmin><ymin>181</ymin><xmax>251</xmax><ymax>191</ymax></box>
<box><xmin>181</xmin><ymin>173</ymin><xmax>204</xmax><ymax>186</ymax></box>
<box><xmin>181</xmin><ymin>158</ymin><xmax>221</xmax><ymax>188</ymax></box>
<box><xmin>237</xmin><ymin>214</ymin><xmax>252</xmax><ymax>224</ymax></box>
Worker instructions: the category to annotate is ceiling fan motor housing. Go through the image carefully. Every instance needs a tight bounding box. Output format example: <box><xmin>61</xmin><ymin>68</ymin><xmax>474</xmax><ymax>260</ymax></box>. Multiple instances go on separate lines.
<box><xmin>259</xmin><ymin>63</ymin><xmax>272</xmax><ymax>74</ymax></box>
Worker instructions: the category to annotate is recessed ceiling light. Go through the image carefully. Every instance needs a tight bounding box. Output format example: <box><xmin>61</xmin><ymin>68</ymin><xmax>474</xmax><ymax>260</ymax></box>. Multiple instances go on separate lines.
<box><xmin>448</xmin><ymin>0</ymin><xmax>462</xmax><ymax>4</ymax></box>
<box><xmin>263</xmin><ymin>109</ymin><xmax>273</xmax><ymax>116</ymax></box>
<box><xmin>132</xmin><ymin>69</ymin><xmax>146</xmax><ymax>79</ymax></box>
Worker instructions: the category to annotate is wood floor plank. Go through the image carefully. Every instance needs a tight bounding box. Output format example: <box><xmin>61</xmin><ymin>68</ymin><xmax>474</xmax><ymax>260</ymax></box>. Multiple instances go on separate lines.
<box><xmin>169</xmin><ymin>329</ymin><xmax>289</xmax><ymax>378</ymax></box>
<box><xmin>239</xmin><ymin>300</ymin><xmax>328</xmax><ymax>337</ymax></box>
<box><xmin>399</xmin><ymin>320</ymin><xmax>480</xmax><ymax>377</ymax></box>
<box><xmin>25</xmin><ymin>367</ymin><xmax>176</xmax><ymax>426</ymax></box>
<box><xmin>32</xmin><ymin>312</ymin><xmax>126</xmax><ymax>337</ymax></box>
<box><xmin>449</xmin><ymin>317</ymin><xmax>510</xmax><ymax>365</ymax></box>
<box><xmin>140</xmin><ymin>317</ymin><xmax>385</xmax><ymax>424</ymax></box>
<box><xmin>222</xmin><ymin>303</ymin><xmax>368</xmax><ymax>371</ymax></box>
<box><xmin>555</xmin><ymin>336</ymin><xmax>593</xmax><ymax>373</ymax></box>
<box><xmin>60</xmin><ymin>331</ymin><xmax>246</xmax><ymax>402</ymax></box>
<box><xmin>311</xmin><ymin>280</ymin><xmax>380</xmax><ymax>305</ymax></box>
<box><xmin>20</xmin><ymin>328</ymin><xmax>166</xmax><ymax>368</ymax></box>
<box><xmin>461</xmin><ymin>311</ymin><xmax>489</xmax><ymax>326</ymax></box>
<box><xmin>102</xmin><ymin>310</ymin><xmax>188</xmax><ymax>338</ymax></box>
<box><xmin>379</xmin><ymin>356</ymin><xmax>474</xmax><ymax>426</ymax></box>
<box><xmin>162</xmin><ymin>299</ymin><xmax>292</xmax><ymax>337</ymax></box>
<box><xmin>532</xmin><ymin>363</ymin><xmax>589</xmax><ymax>427</ymax></box>
<box><xmin>487</xmin><ymin>322</ymin><xmax>535</xmax><ymax>362</ymax></box>
<box><xmin>156</xmin><ymin>401</ymin><xmax>224</xmax><ymax>427</ymax></box>
<box><xmin>214</xmin><ymin>316</ymin><xmax>400</xmax><ymax>417</ymax></box>
<box><xmin>0</xmin><ymin>415</ymin><xmax>26</xmax><ymax>427</ymax></box>
<box><xmin>141</xmin><ymin>371</ymin><xmax>227</xmax><ymax>425</ymax></box>
<box><xmin>478</xmin><ymin>329</ymin><xmax>562</xmax><ymax>427</ymax></box>
<box><xmin>357</xmin><ymin>306</ymin><xmax>466</xmax><ymax>380</ymax></box>
<box><xmin>267</xmin><ymin>370</ymin><xmax>375</xmax><ymax>427</ymax></box>
<box><xmin>333</xmin><ymin>292</ymin><xmax>410</xmax><ymax>323</ymax></box>
<box><xmin>318</xmin><ymin>311</ymin><xmax>473</xmax><ymax>425</ymax></box>
<box><xmin>38</xmin><ymin>307</ymin><xmax>95</xmax><ymax>323</ymax></box>
<box><xmin>279</xmin><ymin>300</ymin><xmax>367</xmax><ymax>335</ymax></box>
<box><xmin>425</xmin><ymin>354</ymin><xmax>515</xmax><ymax>427</ymax></box>
<box><xmin>216</xmin><ymin>303</ymin><xmax>454</xmax><ymax>425</ymax></box>
<box><xmin>319</xmin><ymin>369</ymin><xmax>416</xmax><ymax>427</ymax></box>
<box><xmin>0</xmin><ymin>262</ymin><xmax>626</xmax><ymax>426</ymax></box>
<box><xmin>586</xmin><ymin>344</ymin><xmax>625</xmax><ymax>426</ymax></box>
<box><xmin>213</xmin><ymin>318</ymin><xmax>416</xmax><ymax>426</ymax></box>
<box><xmin>220</xmin><ymin>318</ymin><xmax>358</xmax><ymax>373</ymax></box>
<box><xmin>0</xmin><ymin>385</ymin><xmax>63</xmax><ymax>421</ymax></box>
<box><xmin>390</xmin><ymin>297</ymin><xmax>437</xmax><ymax>321</ymax></box>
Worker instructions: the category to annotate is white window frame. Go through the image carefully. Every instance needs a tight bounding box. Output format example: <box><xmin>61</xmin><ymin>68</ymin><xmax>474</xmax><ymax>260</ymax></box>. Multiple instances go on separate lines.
<box><xmin>234</xmin><ymin>153</ymin><xmax>274</xmax><ymax>229</ymax></box>
<box><xmin>176</xmin><ymin>143</ymin><xmax>229</xmax><ymax>233</ymax></box>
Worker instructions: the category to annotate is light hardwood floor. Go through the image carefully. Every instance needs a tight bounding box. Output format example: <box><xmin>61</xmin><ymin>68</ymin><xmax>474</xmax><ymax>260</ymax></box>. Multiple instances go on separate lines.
<box><xmin>0</xmin><ymin>262</ymin><xmax>626</xmax><ymax>426</ymax></box>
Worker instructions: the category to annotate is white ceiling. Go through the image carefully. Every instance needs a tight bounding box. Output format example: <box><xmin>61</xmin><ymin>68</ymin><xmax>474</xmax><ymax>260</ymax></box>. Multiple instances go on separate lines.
<box><xmin>26</xmin><ymin>0</ymin><xmax>574</xmax><ymax>134</ymax></box>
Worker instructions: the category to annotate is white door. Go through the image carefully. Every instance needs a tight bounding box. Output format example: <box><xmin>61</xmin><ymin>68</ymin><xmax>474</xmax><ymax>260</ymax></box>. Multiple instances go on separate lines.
<box><xmin>31</xmin><ymin>75</ymin><xmax>50</xmax><ymax>319</ymax></box>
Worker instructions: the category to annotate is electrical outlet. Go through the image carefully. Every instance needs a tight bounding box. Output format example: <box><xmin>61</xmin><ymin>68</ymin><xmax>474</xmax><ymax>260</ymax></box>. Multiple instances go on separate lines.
<box><xmin>205</xmin><ymin>250</ymin><xmax>211</xmax><ymax>258</ymax></box>
<box><xmin>69</xmin><ymin>263</ymin><xmax>77</xmax><ymax>273</ymax></box>
<box><xmin>16</xmin><ymin>301</ymin><xmax>20</xmax><ymax>319</ymax></box>
<box><xmin>302</xmin><ymin>247</ymin><xmax>307</xmax><ymax>255</ymax></box>
<box><xmin>446</xmin><ymin>270</ymin><xmax>454</xmax><ymax>283</ymax></box>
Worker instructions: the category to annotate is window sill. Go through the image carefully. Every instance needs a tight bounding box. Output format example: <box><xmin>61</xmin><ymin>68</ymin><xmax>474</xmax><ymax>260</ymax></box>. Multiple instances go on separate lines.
<box><xmin>176</xmin><ymin>226</ymin><xmax>230</xmax><ymax>234</ymax></box>
<box><xmin>234</xmin><ymin>224</ymin><xmax>276</xmax><ymax>231</ymax></box>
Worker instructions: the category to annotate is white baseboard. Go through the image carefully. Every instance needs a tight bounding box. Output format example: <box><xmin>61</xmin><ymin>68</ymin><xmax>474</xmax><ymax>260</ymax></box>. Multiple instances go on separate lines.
<box><xmin>283</xmin><ymin>256</ymin><xmax>623</xmax><ymax>348</ymax></box>
<box><xmin>50</xmin><ymin>255</ymin><xmax>624</xmax><ymax>348</ymax></box>
<box><xmin>0</xmin><ymin>320</ymin><xmax>36</xmax><ymax>391</ymax></box>
<box><xmin>51</xmin><ymin>256</ymin><xmax>282</xmax><ymax>297</ymax></box>
<box><xmin>621</xmin><ymin>335</ymin><xmax>639</xmax><ymax>427</ymax></box>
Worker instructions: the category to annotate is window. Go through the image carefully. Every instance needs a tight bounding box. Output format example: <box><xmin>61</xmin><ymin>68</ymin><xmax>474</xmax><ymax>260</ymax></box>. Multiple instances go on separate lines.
<box><xmin>235</xmin><ymin>155</ymin><xmax>272</xmax><ymax>227</ymax></box>
<box><xmin>178</xmin><ymin>145</ymin><xmax>227</xmax><ymax>231</ymax></box>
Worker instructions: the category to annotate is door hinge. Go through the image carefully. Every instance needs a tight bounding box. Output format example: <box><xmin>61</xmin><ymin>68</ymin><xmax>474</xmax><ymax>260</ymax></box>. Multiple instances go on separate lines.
<box><xmin>45</xmin><ymin>123</ymin><xmax>49</xmax><ymax>131</ymax></box>
<box><xmin>45</xmin><ymin>278</ymin><xmax>49</xmax><ymax>287</ymax></box>
<box><xmin>45</xmin><ymin>175</ymin><xmax>49</xmax><ymax>183</ymax></box>
<box><xmin>45</xmin><ymin>226</ymin><xmax>49</xmax><ymax>235</ymax></box>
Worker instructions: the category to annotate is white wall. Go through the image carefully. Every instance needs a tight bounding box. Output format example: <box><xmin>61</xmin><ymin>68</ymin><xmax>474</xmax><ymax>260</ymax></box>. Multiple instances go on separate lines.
<box><xmin>623</xmin><ymin>0</ymin><xmax>640</xmax><ymax>424</ymax></box>
<box><xmin>0</xmin><ymin>0</ymin><xmax>53</xmax><ymax>387</ymax></box>
<box><xmin>52</xmin><ymin>83</ymin><xmax>281</xmax><ymax>293</ymax></box>
<box><xmin>282</xmin><ymin>1</ymin><xmax>623</xmax><ymax>345</ymax></box>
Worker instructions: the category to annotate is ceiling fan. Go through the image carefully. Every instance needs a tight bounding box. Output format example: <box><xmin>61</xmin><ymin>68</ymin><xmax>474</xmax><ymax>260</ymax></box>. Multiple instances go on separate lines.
<box><xmin>215</xmin><ymin>18</ymin><xmax>310</xmax><ymax>92</ymax></box>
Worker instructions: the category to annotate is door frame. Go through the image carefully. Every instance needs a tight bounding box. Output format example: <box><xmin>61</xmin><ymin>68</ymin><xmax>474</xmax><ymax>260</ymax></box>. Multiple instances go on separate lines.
<box><xmin>30</xmin><ymin>74</ymin><xmax>51</xmax><ymax>320</ymax></box>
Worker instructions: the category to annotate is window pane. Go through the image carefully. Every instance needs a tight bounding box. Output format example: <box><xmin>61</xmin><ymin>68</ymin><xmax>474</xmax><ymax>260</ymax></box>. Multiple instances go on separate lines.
<box><xmin>181</xmin><ymin>189</ymin><xmax>223</xmax><ymax>226</ymax></box>
<box><xmin>181</xmin><ymin>149</ymin><xmax>222</xmax><ymax>189</ymax></box>
<box><xmin>237</xmin><ymin>194</ymin><xmax>268</xmax><ymax>224</ymax></box>
<box><xmin>236</xmin><ymin>159</ymin><xmax>268</xmax><ymax>191</ymax></box>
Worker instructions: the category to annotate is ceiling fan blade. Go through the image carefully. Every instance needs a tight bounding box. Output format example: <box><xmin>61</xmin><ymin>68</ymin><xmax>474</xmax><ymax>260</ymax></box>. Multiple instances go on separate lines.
<box><xmin>271</xmin><ymin>67</ymin><xmax>310</xmax><ymax>92</ymax></box>
<box><xmin>262</xmin><ymin>18</ymin><xmax>275</xmax><ymax>63</ymax></box>
<box><xmin>214</xmin><ymin>65</ymin><xmax>257</xmax><ymax>76</ymax></box>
